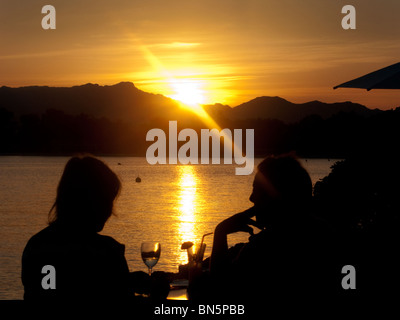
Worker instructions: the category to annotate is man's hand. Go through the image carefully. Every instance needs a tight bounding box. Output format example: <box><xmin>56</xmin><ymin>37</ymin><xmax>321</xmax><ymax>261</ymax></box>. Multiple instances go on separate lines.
<box><xmin>215</xmin><ymin>207</ymin><xmax>262</xmax><ymax>237</ymax></box>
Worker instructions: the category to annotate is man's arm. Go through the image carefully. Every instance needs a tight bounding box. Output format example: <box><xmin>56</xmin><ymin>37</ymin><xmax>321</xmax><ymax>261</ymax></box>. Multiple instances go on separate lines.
<box><xmin>210</xmin><ymin>207</ymin><xmax>258</xmax><ymax>273</ymax></box>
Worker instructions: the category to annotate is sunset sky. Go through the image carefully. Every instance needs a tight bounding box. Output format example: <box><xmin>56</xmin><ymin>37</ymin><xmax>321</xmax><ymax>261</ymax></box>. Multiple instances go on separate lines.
<box><xmin>1</xmin><ymin>0</ymin><xmax>400</xmax><ymax>110</ymax></box>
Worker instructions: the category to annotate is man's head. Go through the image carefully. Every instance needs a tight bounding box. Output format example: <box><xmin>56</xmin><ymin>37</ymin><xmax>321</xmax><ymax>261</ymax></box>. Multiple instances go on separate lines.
<box><xmin>250</xmin><ymin>154</ymin><xmax>312</xmax><ymax>225</ymax></box>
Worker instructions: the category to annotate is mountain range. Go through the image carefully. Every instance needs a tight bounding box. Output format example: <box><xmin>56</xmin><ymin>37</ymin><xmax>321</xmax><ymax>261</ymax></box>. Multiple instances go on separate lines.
<box><xmin>0</xmin><ymin>82</ymin><xmax>381</xmax><ymax>124</ymax></box>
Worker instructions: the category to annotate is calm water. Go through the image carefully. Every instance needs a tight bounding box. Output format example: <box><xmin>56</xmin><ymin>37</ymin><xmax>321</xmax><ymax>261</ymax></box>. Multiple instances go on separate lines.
<box><xmin>0</xmin><ymin>156</ymin><xmax>339</xmax><ymax>299</ymax></box>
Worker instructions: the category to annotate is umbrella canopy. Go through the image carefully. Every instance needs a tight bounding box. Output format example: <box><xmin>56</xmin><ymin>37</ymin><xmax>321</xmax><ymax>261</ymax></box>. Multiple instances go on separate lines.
<box><xmin>334</xmin><ymin>62</ymin><xmax>400</xmax><ymax>90</ymax></box>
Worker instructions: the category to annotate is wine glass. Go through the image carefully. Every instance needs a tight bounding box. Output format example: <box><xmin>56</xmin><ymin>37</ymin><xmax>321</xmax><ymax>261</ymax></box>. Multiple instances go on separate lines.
<box><xmin>141</xmin><ymin>242</ymin><xmax>161</xmax><ymax>276</ymax></box>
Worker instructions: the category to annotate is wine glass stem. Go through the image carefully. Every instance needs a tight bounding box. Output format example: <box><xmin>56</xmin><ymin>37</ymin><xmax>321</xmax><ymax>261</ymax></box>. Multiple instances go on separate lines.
<box><xmin>149</xmin><ymin>267</ymin><xmax>152</xmax><ymax>276</ymax></box>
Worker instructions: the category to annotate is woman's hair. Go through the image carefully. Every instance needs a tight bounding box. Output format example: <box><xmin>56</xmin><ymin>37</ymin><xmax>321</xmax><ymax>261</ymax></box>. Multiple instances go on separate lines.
<box><xmin>257</xmin><ymin>153</ymin><xmax>312</xmax><ymax>203</ymax></box>
<box><xmin>49</xmin><ymin>155</ymin><xmax>121</xmax><ymax>231</ymax></box>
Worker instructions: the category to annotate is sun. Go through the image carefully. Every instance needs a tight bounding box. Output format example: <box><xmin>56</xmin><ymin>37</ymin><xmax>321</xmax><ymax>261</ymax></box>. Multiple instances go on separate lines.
<box><xmin>169</xmin><ymin>79</ymin><xmax>206</xmax><ymax>106</ymax></box>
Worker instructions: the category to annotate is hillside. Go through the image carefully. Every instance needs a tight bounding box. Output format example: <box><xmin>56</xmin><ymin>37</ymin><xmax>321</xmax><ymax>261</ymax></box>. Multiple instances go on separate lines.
<box><xmin>0</xmin><ymin>82</ymin><xmax>183</xmax><ymax>122</ymax></box>
<box><xmin>0</xmin><ymin>82</ymin><xmax>397</xmax><ymax>158</ymax></box>
<box><xmin>0</xmin><ymin>82</ymin><xmax>381</xmax><ymax>124</ymax></box>
<box><xmin>230</xmin><ymin>96</ymin><xmax>380</xmax><ymax>123</ymax></box>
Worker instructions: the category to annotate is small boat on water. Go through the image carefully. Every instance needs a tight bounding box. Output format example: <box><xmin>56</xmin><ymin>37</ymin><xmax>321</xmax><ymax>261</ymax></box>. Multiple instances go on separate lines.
<box><xmin>135</xmin><ymin>176</ymin><xmax>141</xmax><ymax>183</ymax></box>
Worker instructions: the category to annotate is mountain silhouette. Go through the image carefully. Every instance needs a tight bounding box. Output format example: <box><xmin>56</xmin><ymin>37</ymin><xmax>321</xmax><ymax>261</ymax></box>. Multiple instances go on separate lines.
<box><xmin>0</xmin><ymin>82</ymin><xmax>381</xmax><ymax>124</ymax></box>
<box><xmin>1</xmin><ymin>82</ymin><xmax>398</xmax><ymax>157</ymax></box>
<box><xmin>230</xmin><ymin>96</ymin><xmax>380</xmax><ymax>123</ymax></box>
<box><xmin>0</xmin><ymin>82</ymin><xmax>185</xmax><ymax>122</ymax></box>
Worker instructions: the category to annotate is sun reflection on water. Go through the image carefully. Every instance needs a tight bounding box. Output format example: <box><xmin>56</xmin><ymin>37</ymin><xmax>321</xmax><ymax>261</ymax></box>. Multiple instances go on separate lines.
<box><xmin>176</xmin><ymin>165</ymin><xmax>199</xmax><ymax>265</ymax></box>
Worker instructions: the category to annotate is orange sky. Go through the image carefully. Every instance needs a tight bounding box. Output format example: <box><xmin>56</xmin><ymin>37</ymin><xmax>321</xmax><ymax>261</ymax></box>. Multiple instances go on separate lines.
<box><xmin>1</xmin><ymin>0</ymin><xmax>400</xmax><ymax>110</ymax></box>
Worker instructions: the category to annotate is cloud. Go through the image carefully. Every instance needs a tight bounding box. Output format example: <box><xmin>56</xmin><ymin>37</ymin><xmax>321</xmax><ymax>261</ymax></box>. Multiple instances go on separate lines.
<box><xmin>148</xmin><ymin>42</ymin><xmax>202</xmax><ymax>49</ymax></box>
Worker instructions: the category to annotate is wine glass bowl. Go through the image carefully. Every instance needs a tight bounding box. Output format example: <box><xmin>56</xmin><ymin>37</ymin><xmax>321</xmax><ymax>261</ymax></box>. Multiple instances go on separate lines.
<box><xmin>141</xmin><ymin>242</ymin><xmax>161</xmax><ymax>276</ymax></box>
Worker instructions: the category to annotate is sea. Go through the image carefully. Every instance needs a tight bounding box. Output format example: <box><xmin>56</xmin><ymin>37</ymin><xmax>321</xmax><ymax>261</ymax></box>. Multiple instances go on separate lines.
<box><xmin>0</xmin><ymin>156</ymin><xmax>340</xmax><ymax>300</ymax></box>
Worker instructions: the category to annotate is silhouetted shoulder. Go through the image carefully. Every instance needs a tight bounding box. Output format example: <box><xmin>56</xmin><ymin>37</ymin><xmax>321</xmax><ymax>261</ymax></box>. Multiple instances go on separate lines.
<box><xmin>22</xmin><ymin>225</ymin><xmax>131</xmax><ymax>301</ymax></box>
<box><xmin>87</xmin><ymin>232</ymin><xmax>126</xmax><ymax>255</ymax></box>
<box><xmin>23</xmin><ymin>225</ymin><xmax>126</xmax><ymax>258</ymax></box>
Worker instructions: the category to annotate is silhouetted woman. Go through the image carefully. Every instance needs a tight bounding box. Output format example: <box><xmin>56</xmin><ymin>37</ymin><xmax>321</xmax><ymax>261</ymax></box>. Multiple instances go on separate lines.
<box><xmin>22</xmin><ymin>156</ymin><xmax>136</xmax><ymax>302</ymax></box>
